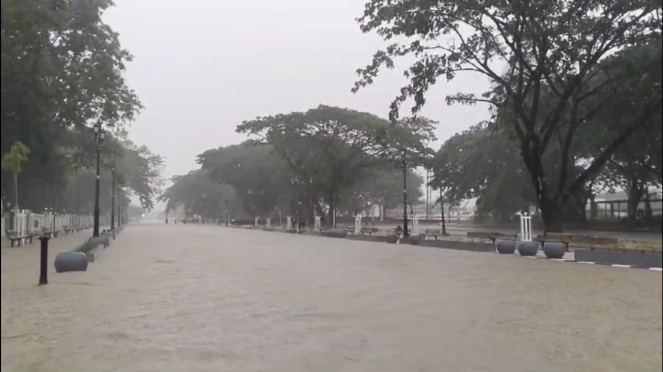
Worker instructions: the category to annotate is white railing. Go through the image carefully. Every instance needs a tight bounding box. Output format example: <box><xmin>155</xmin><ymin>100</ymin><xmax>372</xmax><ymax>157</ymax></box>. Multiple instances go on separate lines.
<box><xmin>4</xmin><ymin>210</ymin><xmax>95</xmax><ymax>246</ymax></box>
<box><xmin>520</xmin><ymin>212</ymin><xmax>533</xmax><ymax>242</ymax></box>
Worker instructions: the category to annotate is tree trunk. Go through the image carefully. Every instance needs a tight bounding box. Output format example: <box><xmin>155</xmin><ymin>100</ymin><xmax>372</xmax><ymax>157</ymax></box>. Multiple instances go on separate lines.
<box><xmin>626</xmin><ymin>178</ymin><xmax>644</xmax><ymax>221</ymax></box>
<box><xmin>644</xmin><ymin>192</ymin><xmax>653</xmax><ymax>223</ymax></box>
<box><xmin>521</xmin><ymin>142</ymin><xmax>562</xmax><ymax>233</ymax></box>
<box><xmin>539</xmin><ymin>192</ymin><xmax>563</xmax><ymax>233</ymax></box>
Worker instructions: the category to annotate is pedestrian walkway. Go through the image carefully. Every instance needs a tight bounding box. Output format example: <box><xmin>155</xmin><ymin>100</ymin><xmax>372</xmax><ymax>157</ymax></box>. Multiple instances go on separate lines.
<box><xmin>1</xmin><ymin>223</ymin><xmax>661</xmax><ymax>372</ymax></box>
<box><xmin>1</xmin><ymin>228</ymin><xmax>109</xmax><ymax>292</ymax></box>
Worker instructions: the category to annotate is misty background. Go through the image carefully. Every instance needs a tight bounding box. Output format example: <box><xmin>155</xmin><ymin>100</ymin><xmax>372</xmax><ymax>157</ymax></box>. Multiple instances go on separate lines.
<box><xmin>104</xmin><ymin>0</ymin><xmax>490</xmax><ymax>209</ymax></box>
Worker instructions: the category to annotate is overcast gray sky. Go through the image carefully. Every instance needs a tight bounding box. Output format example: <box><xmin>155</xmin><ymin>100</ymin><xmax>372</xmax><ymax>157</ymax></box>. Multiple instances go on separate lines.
<box><xmin>104</xmin><ymin>0</ymin><xmax>491</xmax><ymax>180</ymax></box>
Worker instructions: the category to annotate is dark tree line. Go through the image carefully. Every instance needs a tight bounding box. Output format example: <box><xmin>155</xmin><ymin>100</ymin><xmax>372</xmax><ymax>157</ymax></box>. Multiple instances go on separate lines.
<box><xmin>1</xmin><ymin>0</ymin><xmax>163</xmax><ymax>216</ymax></box>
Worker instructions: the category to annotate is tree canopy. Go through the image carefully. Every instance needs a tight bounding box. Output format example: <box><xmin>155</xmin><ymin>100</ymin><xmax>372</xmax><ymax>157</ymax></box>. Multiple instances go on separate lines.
<box><xmin>1</xmin><ymin>0</ymin><xmax>161</xmax><ymax>215</ymax></box>
<box><xmin>354</xmin><ymin>0</ymin><xmax>662</xmax><ymax>231</ymax></box>
<box><xmin>161</xmin><ymin>106</ymin><xmax>430</xmax><ymax>225</ymax></box>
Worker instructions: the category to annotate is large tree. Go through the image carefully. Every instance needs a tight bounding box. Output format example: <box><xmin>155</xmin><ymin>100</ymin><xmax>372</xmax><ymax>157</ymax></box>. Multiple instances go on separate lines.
<box><xmin>1</xmin><ymin>0</ymin><xmax>144</xmax><ymax>213</ymax></box>
<box><xmin>353</xmin><ymin>0</ymin><xmax>661</xmax><ymax>232</ymax></box>
<box><xmin>235</xmin><ymin>105</ymin><xmax>436</xmax><ymax>223</ymax></box>
<box><xmin>197</xmin><ymin>143</ymin><xmax>292</xmax><ymax>217</ymax></box>
<box><xmin>159</xmin><ymin>169</ymin><xmax>238</xmax><ymax>221</ymax></box>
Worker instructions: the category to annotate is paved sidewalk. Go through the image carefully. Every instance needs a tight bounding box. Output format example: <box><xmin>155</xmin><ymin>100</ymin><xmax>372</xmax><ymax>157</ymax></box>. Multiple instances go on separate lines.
<box><xmin>1</xmin><ymin>228</ymin><xmax>108</xmax><ymax>292</ymax></box>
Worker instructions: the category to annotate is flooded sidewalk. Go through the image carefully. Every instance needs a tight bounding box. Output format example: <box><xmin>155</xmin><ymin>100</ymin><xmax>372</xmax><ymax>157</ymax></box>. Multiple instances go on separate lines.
<box><xmin>1</xmin><ymin>224</ymin><xmax>661</xmax><ymax>372</ymax></box>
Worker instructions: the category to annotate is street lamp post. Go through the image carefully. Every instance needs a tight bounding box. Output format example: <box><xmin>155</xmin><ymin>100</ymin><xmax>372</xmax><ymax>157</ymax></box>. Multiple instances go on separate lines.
<box><xmin>440</xmin><ymin>190</ymin><xmax>447</xmax><ymax>235</ymax></box>
<box><xmin>290</xmin><ymin>177</ymin><xmax>301</xmax><ymax>232</ymax></box>
<box><xmin>92</xmin><ymin>124</ymin><xmax>105</xmax><ymax>237</ymax></box>
<box><xmin>110</xmin><ymin>167</ymin><xmax>116</xmax><ymax>231</ymax></box>
<box><xmin>118</xmin><ymin>189</ymin><xmax>123</xmax><ymax>227</ymax></box>
<box><xmin>223</xmin><ymin>197</ymin><xmax>229</xmax><ymax>226</ymax></box>
<box><xmin>401</xmin><ymin>149</ymin><xmax>409</xmax><ymax>238</ymax></box>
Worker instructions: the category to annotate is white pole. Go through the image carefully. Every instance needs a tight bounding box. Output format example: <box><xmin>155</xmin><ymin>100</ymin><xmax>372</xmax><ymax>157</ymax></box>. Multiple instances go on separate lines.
<box><xmin>520</xmin><ymin>213</ymin><xmax>532</xmax><ymax>241</ymax></box>
<box><xmin>412</xmin><ymin>214</ymin><xmax>420</xmax><ymax>235</ymax></box>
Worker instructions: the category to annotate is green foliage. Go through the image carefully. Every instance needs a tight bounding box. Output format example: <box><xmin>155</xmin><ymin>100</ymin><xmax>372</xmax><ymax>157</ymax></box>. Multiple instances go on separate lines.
<box><xmin>159</xmin><ymin>169</ymin><xmax>237</xmax><ymax>219</ymax></box>
<box><xmin>197</xmin><ymin>143</ymin><xmax>290</xmax><ymax>216</ymax></box>
<box><xmin>1</xmin><ymin>0</ymin><xmax>150</xmax><ymax>214</ymax></box>
<box><xmin>354</xmin><ymin>0</ymin><xmax>662</xmax><ymax>231</ymax></box>
<box><xmin>234</xmin><ymin>105</ymin><xmax>435</xmax><ymax>221</ymax></box>
<box><xmin>1</xmin><ymin>141</ymin><xmax>29</xmax><ymax>174</ymax></box>
<box><xmin>348</xmin><ymin>168</ymin><xmax>424</xmax><ymax>214</ymax></box>
<box><xmin>1</xmin><ymin>141</ymin><xmax>30</xmax><ymax>208</ymax></box>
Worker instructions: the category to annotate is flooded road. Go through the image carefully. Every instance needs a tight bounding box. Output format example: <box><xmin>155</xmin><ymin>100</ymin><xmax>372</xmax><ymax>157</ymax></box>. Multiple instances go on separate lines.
<box><xmin>2</xmin><ymin>224</ymin><xmax>661</xmax><ymax>372</ymax></box>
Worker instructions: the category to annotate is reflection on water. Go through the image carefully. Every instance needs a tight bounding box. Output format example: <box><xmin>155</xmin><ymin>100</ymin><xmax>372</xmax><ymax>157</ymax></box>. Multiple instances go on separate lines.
<box><xmin>2</xmin><ymin>225</ymin><xmax>662</xmax><ymax>372</ymax></box>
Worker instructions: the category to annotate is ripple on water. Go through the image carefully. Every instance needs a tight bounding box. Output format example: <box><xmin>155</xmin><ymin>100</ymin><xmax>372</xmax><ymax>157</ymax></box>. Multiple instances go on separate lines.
<box><xmin>2</xmin><ymin>225</ymin><xmax>662</xmax><ymax>372</ymax></box>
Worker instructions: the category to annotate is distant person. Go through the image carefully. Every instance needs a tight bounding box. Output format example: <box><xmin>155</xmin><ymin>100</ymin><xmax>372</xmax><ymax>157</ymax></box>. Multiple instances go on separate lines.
<box><xmin>395</xmin><ymin>225</ymin><xmax>403</xmax><ymax>235</ymax></box>
<box><xmin>165</xmin><ymin>218</ymin><xmax>169</xmax><ymax>224</ymax></box>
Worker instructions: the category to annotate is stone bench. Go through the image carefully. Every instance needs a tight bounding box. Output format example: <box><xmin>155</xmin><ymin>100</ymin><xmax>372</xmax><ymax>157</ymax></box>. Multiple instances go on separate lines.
<box><xmin>5</xmin><ymin>230</ymin><xmax>26</xmax><ymax>247</ymax></box>
<box><xmin>467</xmin><ymin>231</ymin><xmax>518</xmax><ymax>244</ymax></box>
<box><xmin>420</xmin><ymin>228</ymin><xmax>446</xmax><ymax>240</ymax></box>
<box><xmin>535</xmin><ymin>233</ymin><xmax>618</xmax><ymax>252</ymax></box>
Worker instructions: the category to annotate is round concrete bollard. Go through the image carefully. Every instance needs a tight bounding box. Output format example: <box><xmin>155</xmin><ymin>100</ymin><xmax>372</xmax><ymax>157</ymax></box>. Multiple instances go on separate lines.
<box><xmin>54</xmin><ymin>251</ymin><xmax>88</xmax><ymax>273</ymax></box>
<box><xmin>543</xmin><ymin>242</ymin><xmax>566</xmax><ymax>259</ymax></box>
<box><xmin>386</xmin><ymin>234</ymin><xmax>399</xmax><ymax>244</ymax></box>
<box><xmin>517</xmin><ymin>241</ymin><xmax>539</xmax><ymax>256</ymax></box>
<box><xmin>496</xmin><ymin>240</ymin><xmax>517</xmax><ymax>254</ymax></box>
<box><xmin>88</xmin><ymin>237</ymin><xmax>109</xmax><ymax>248</ymax></box>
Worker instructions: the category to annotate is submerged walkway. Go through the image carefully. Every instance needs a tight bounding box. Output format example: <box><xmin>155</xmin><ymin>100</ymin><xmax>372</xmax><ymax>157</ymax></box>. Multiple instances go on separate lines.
<box><xmin>1</xmin><ymin>223</ymin><xmax>661</xmax><ymax>372</ymax></box>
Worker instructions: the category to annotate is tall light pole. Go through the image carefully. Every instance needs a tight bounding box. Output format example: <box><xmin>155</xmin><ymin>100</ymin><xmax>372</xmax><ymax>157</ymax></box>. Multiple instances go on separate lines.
<box><xmin>92</xmin><ymin>124</ymin><xmax>105</xmax><ymax>237</ymax></box>
<box><xmin>117</xmin><ymin>188</ymin><xmax>123</xmax><ymax>227</ymax></box>
<box><xmin>110</xmin><ymin>167</ymin><xmax>116</xmax><ymax>231</ymax></box>
<box><xmin>401</xmin><ymin>149</ymin><xmax>409</xmax><ymax>238</ymax></box>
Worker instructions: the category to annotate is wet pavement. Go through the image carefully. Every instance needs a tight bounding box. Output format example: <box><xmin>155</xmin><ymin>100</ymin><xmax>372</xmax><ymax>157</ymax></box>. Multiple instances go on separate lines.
<box><xmin>1</xmin><ymin>223</ymin><xmax>661</xmax><ymax>372</ymax></box>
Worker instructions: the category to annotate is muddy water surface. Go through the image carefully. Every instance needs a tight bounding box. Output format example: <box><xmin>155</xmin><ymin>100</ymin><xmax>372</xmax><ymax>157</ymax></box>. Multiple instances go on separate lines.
<box><xmin>2</xmin><ymin>224</ymin><xmax>661</xmax><ymax>371</ymax></box>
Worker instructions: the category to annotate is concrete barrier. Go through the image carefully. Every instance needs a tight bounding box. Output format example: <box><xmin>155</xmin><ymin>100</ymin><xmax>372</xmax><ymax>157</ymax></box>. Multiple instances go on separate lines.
<box><xmin>54</xmin><ymin>251</ymin><xmax>88</xmax><ymax>272</ymax></box>
<box><xmin>419</xmin><ymin>239</ymin><xmax>495</xmax><ymax>252</ymax></box>
<box><xmin>575</xmin><ymin>249</ymin><xmax>662</xmax><ymax>268</ymax></box>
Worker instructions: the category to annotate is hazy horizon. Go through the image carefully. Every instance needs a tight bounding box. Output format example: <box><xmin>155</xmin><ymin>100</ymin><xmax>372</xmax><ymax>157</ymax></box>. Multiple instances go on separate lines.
<box><xmin>103</xmin><ymin>0</ymin><xmax>491</xmax><ymax>189</ymax></box>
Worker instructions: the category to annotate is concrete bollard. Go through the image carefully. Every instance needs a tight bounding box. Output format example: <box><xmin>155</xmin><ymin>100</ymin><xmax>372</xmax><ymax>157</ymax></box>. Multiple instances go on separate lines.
<box><xmin>496</xmin><ymin>240</ymin><xmax>517</xmax><ymax>254</ymax></box>
<box><xmin>54</xmin><ymin>251</ymin><xmax>88</xmax><ymax>273</ymax></box>
<box><xmin>543</xmin><ymin>242</ymin><xmax>566</xmax><ymax>259</ymax></box>
<box><xmin>517</xmin><ymin>241</ymin><xmax>539</xmax><ymax>256</ymax></box>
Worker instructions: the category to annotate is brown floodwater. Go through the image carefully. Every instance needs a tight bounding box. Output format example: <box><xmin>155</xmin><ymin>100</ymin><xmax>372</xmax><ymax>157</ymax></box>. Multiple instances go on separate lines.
<box><xmin>2</xmin><ymin>224</ymin><xmax>661</xmax><ymax>372</ymax></box>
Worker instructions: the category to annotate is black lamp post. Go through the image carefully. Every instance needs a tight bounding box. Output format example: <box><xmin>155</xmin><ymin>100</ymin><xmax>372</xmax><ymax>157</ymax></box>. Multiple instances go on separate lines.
<box><xmin>110</xmin><ymin>167</ymin><xmax>116</xmax><ymax>231</ymax></box>
<box><xmin>290</xmin><ymin>177</ymin><xmax>301</xmax><ymax>230</ymax></box>
<box><xmin>290</xmin><ymin>176</ymin><xmax>313</xmax><ymax>231</ymax></box>
<box><xmin>92</xmin><ymin>124</ymin><xmax>105</xmax><ymax>237</ymax></box>
<box><xmin>117</xmin><ymin>189</ymin><xmax>122</xmax><ymax>227</ymax></box>
<box><xmin>439</xmin><ymin>190</ymin><xmax>447</xmax><ymax>235</ymax></box>
<box><xmin>401</xmin><ymin>149</ymin><xmax>409</xmax><ymax>238</ymax></box>
<box><xmin>223</xmin><ymin>197</ymin><xmax>230</xmax><ymax>226</ymax></box>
